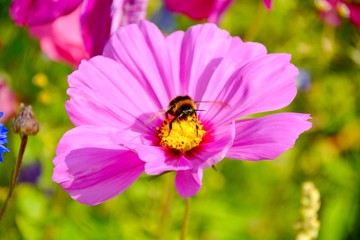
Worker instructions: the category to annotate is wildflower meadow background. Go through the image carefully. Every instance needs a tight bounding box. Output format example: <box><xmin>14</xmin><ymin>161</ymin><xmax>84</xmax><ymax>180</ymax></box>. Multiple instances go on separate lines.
<box><xmin>0</xmin><ymin>0</ymin><xmax>360</xmax><ymax>239</ymax></box>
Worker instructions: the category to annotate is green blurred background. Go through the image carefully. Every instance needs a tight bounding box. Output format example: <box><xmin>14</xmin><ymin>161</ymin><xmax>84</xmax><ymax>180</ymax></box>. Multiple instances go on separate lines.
<box><xmin>0</xmin><ymin>0</ymin><xmax>359</xmax><ymax>239</ymax></box>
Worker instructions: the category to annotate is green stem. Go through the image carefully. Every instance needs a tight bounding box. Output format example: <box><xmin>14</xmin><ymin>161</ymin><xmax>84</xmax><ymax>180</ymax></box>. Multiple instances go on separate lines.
<box><xmin>157</xmin><ymin>173</ymin><xmax>174</xmax><ymax>239</ymax></box>
<box><xmin>0</xmin><ymin>135</ymin><xmax>28</xmax><ymax>222</ymax></box>
<box><xmin>244</xmin><ymin>1</ymin><xmax>267</xmax><ymax>41</ymax></box>
<box><xmin>180</xmin><ymin>198</ymin><xmax>191</xmax><ymax>240</ymax></box>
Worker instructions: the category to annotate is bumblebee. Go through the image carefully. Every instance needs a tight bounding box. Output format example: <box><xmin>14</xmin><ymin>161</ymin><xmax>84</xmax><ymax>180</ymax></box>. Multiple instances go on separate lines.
<box><xmin>165</xmin><ymin>95</ymin><xmax>200</xmax><ymax>132</ymax></box>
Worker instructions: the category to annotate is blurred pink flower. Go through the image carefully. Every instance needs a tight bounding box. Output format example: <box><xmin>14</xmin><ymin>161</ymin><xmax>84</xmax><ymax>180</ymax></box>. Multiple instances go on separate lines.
<box><xmin>315</xmin><ymin>0</ymin><xmax>360</xmax><ymax>27</ymax></box>
<box><xmin>52</xmin><ymin>20</ymin><xmax>311</xmax><ymax>205</ymax></box>
<box><xmin>29</xmin><ymin>6</ymin><xmax>89</xmax><ymax>66</ymax></box>
<box><xmin>10</xmin><ymin>0</ymin><xmax>148</xmax><ymax>66</ymax></box>
<box><xmin>0</xmin><ymin>79</ymin><xmax>18</xmax><ymax>122</ymax></box>
<box><xmin>163</xmin><ymin>0</ymin><xmax>272</xmax><ymax>23</ymax></box>
<box><xmin>263</xmin><ymin>0</ymin><xmax>273</xmax><ymax>10</ymax></box>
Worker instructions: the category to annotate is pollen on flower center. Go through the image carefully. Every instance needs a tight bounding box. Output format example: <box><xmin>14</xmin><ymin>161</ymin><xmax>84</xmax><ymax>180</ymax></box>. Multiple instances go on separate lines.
<box><xmin>157</xmin><ymin>116</ymin><xmax>206</xmax><ymax>153</ymax></box>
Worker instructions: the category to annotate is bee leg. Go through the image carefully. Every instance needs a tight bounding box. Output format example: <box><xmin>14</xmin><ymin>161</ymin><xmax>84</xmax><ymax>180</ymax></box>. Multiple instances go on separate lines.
<box><xmin>190</xmin><ymin>115</ymin><xmax>199</xmax><ymax>136</ymax></box>
<box><xmin>167</xmin><ymin>117</ymin><xmax>180</xmax><ymax>136</ymax></box>
<box><xmin>168</xmin><ymin>119</ymin><xmax>173</xmax><ymax>136</ymax></box>
<box><xmin>176</xmin><ymin>117</ymin><xmax>184</xmax><ymax>132</ymax></box>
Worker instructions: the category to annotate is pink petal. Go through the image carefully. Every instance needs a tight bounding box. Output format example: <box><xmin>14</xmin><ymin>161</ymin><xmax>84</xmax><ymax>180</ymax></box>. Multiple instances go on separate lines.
<box><xmin>263</xmin><ymin>0</ymin><xmax>272</xmax><ymax>10</ymax></box>
<box><xmin>171</xmin><ymin>23</ymin><xmax>266</xmax><ymax>103</ymax></box>
<box><xmin>190</xmin><ymin>121</ymin><xmax>235</xmax><ymax>169</ymax></box>
<box><xmin>53</xmin><ymin>148</ymin><xmax>144</xmax><ymax>205</ymax></box>
<box><xmin>177</xmin><ymin>23</ymin><xmax>233</xmax><ymax>97</ymax></box>
<box><xmin>10</xmin><ymin>0</ymin><xmax>82</xmax><ymax>26</ymax></box>
<box><xmin>103</xmin><ymin>20</ymin><xmax>177</xmax><ymax>104</ymax></box>
<box><xmin>202</xmin><ymin>53</ymin><xmax>298</xmax><ymax>127</ymax></box>
<box><xmin>175</xmin><ymin>169</ymin><xmax>203</xmax><ymax>198</ymax></box>
<box><xmin>66</xmin><ymin>55</ymin><xmax>164</xmax><ymax>134</ymax></box>
<box><xmin>194</xmin><ymin>38</ymin><xmax>267</xmax><ymax>117</ymax></box>
<box><xmin>164</xmin><ymin>31</ymin><xmax>185</xmax><ymax>95</ymax></box>
<box><xmin>53</xmin><ymin>126</ymin><xmax>145</xmax><ymax>205</ymax></box>
<box><xmin>135</xmin><ymin>146</ymin><xmax>192</xmax><ymax>175</ymax></box>
<box><xmin>56</xmin><ymin>125</ymin><xmax>128</xmax><ymax>155</ymax></box>
<box><xmin>58</xmin><ymin>125</ymin><xmax>149</xmax><ymax>153</ymax></box>
<box><xmin>226</xmin><ymin>113</ymin><xmax>312</xmax><ymax>161</ymax></box>
<box><xmin>30</xmin><ymin>6</ymin><xmax>89</xmax><ymax>66</ymax></box>
<box><xmin>80</xmin><ymin>0</ymin><xmax>112</xmax><ymax>56</ymax></box>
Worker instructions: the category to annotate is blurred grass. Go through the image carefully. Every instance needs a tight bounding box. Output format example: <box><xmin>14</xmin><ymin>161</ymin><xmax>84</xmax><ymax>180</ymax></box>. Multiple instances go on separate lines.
<box><xmin>0</xmin><ymin>0</ymin><xmax>359</xmax><ymax>239</ymax></box>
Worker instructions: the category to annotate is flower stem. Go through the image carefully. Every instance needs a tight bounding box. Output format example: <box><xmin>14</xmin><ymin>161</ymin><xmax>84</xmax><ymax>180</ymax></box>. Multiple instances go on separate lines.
<box><xmin>157</xmin><ymin>173</ymin><xmax>174</xmax><ymax>239</ymax></box>
<box><xmin>0</xmin><ymin>135</ymin><xmax>28</xmax><ymax>222</ymax></box>
<box><xmin>244</xmin><ymin>1</ymin><xmax>267</xmax><ymax>41</ymax></box>
<box><xmin>180</xmin><ymin>198</ymin><xmax>191</xmax><ymax>240</ymax></box>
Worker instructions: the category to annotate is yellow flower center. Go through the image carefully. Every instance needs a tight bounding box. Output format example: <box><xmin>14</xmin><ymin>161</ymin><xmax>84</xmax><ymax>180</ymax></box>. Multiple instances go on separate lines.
<box><xmin>157</xmin><ymin>116</ymin><xmax>206</xmax><ymax>153</ymax></box>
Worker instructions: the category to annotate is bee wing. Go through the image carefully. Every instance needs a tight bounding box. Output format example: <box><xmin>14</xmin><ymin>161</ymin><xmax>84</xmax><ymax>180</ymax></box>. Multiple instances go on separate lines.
<box><xmin>194</xmin><ymin>100</ymin><xmax>232</xmax><ymax>120</ymax></box>
<box><xmin>194</xmin><ymin>100</ymin><xmax>231</xmax><ymax>110</ymax></box>
<box><xmin>144</xmin><ymin>107</ymin><xmax>170</xmax><ymax>125</ymax></box>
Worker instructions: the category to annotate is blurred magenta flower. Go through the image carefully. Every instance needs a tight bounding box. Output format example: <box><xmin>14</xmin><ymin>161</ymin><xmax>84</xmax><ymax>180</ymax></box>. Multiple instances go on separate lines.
<box><xmin>164</xmin><ymin>0</ymin><xmax>272</xmax><ymax>23</ymax></box>
<box><xmin>0</xmin><ymin>79</ymin><xmax>18</xmax><ymax>122</ymax></box>
<box><xmin>0</xmin><ymin>112</ymin><xmax>9</xmax><ymax>162</ymax></box>
<box><xmin>315</xmin><ymin>0</ymin><xmax>360</xmax><ymax>27</ymax></box>
<box><xmin>52</xmin><ymin>20</ymin><xmax>311</xmax><ymax>205</ymax></box>
<box><xmin>10</xmin><ymin>0</ymin><xmax>148</xmax><ymax>66</ymax></box>
<box><xmin>263</xmin><ymin>0</ymin><xmax>273</xmax><ymax>10</ymax></box>
<box><xmin>9</xmin><ymin>0</ymin><xmax>83</xmax><ymax>25</ymax></box>
<box><xmin>163</xmin><ymin>0</ymin><xmax>233</xmax><ymax>23</ymax></box>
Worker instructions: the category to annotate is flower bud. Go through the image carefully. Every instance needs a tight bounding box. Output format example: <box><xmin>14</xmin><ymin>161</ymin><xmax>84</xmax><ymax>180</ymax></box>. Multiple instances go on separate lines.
<box><xmin>12</xmin><ymin>103</ymin><xmax>39</xmax><ymax>136</ymax></box>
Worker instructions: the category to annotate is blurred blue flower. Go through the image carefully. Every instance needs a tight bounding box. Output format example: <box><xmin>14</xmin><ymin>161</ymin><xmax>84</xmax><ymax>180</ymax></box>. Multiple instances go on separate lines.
<box><xmin>0</xmin><ymin>112</ymin><xmax>9</xmax><ymax>162</ymax></box>
<box><xmin>151</xmin><ymin>5</ymin><xmax>177</xmax><ymax>34</ymax></box>
<box><xmin>18</xmin><ymin>161</ymin><xmax>42</xmax><ymax>184</ymax></box>
<box><xmin>296</xmin><ymin>69</ymin><xmax>311</xmax><ymax>92</ymax></box>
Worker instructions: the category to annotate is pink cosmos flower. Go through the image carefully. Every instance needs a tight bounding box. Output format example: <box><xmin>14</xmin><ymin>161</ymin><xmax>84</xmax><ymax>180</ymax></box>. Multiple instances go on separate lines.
<box><xmin>52</xmin><ymin>20</ymin><xmax>311</xmax><ymax>205</ymax></box>
<box><xmin>164</xmin><ymin>0</ymin><xmax>272</xmax><ymax>23</ymax></box>
<box><xmin>10</xmin><ymin>0</ymin><xmax>148</xmax><ymax>66</ymax></box>
<box><xmin>315</xmin><ymin>0</ymin><xmax>360</xmax><ymax>27</ymax></box>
